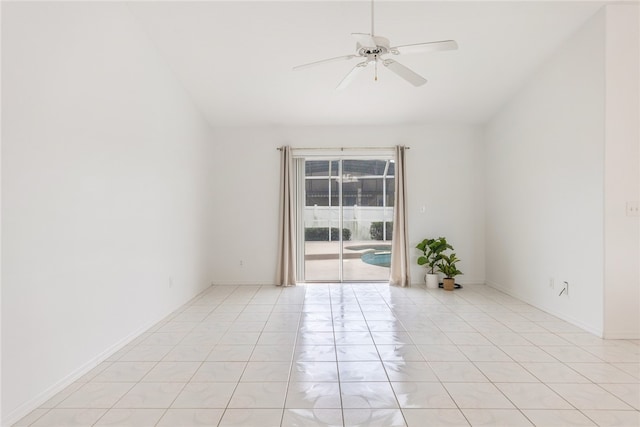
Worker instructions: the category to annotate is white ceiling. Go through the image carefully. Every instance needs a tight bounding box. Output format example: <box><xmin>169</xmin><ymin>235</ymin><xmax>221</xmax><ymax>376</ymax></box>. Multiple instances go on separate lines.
<box><xmin>128</xmin><ymin>1</ymin><xmax>604</xmax><ymax>127</ymax></box>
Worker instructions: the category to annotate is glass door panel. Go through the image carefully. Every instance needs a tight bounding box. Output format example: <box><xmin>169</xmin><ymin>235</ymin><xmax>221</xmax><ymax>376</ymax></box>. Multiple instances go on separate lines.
<box><xmin>304</xmin><ymin>160</ymin><xmax>340</xmax><ymax>281</ymax></box>
<box><xmin>342</xmin><ymin>160</ymin><xmax>392</xmax><ymax>282</ymax></box>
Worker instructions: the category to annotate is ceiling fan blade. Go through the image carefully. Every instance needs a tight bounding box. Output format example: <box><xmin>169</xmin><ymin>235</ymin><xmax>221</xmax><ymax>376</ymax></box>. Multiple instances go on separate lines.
<box><xmin>352</xmin><ymin>33</ymin><xmax>377</xmax><ymax>49</ymax></box>
<box><xmin>391</xmin><ymin>40</ymin><xmax>458</xmax><ymax>56</ymax></box>
<box><xmin>293</xmin><ymin>54</ymin><xmax>358</xmax><ymax>71</ymax></box>
<box><xmin>336</xmin><ymin>62</ymin><xmax>368</xmax><ymax>90</ymax></box>
<box><xmin>382</xmin><ymin>59</ymin><xmax>427</xmax><ymax>87</ymax></box>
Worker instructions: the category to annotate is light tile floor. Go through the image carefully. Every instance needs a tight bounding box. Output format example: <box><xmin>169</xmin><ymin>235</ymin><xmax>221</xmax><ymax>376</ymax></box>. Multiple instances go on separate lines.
<box><xmin>15</xmin><ymin>284</ymin><xmax>640</xmax><ymax>426</ymax></box>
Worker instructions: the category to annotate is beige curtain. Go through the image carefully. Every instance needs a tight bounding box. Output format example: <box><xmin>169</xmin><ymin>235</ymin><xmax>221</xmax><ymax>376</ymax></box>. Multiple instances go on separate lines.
<box><xmin>390</xmin><ymin>145</ymin><xmax>410</xmax><ymax>287</ymax></box>
<box><xmin>276</xmin><ymin>146</ymin><xmax>297</xmax><ymax>286</ymax></box>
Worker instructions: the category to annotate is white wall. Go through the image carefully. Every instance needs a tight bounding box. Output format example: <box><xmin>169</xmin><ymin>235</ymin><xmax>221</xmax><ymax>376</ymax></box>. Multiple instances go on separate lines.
<box><xmin>1</xmin><ymin>3</ymin><xmax>214</xmax><ymax>423</ymax></box>
<box><xmin>208</xmin><ymin>124</ymin><xmax>485</xmax><ymax>287</ymax></box>
<box><xmin>603</xmin><ymin>5</ymin><xmax>640</xmax><ymax>339</ymax></box>
<box><xmin>484</xmin><ymin>10</ymin><xmax>606</xmax><ymax>335</ymax></box>
<box><xmin>0</xmin><ymin>2</ymin><xmax>3</xmax><ymax>421</ymax></box>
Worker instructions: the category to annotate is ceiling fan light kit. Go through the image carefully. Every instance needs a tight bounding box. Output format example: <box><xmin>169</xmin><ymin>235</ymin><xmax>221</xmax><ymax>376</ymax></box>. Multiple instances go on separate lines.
<box><xmin>293</xmin><ymin>0</ymin><xmax>458</xmax><ymax>89</ymax></box>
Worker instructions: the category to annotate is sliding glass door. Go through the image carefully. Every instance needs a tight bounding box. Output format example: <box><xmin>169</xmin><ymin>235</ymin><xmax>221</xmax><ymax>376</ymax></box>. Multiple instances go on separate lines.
<box><xmin>303</xmin><ymin>160</ymin><xmax>341</xmax><ymax>281</ymax></box>
<box><xmin>300</xmin><ymin>157</ymin><xmax>394</xmax><ymax>282</ymax></box>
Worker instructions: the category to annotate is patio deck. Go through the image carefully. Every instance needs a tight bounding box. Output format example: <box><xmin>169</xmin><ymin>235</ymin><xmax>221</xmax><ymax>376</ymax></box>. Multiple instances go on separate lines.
<box><xmin>303</xmin><ymin>241</ymin><xmax>391</xmax><ymax>282</ymax></box>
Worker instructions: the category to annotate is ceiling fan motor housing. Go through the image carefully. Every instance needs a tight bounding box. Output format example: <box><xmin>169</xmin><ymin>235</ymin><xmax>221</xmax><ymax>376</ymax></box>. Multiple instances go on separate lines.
<box><xmin>357</xmin><ymin>35</ymin><xmax>390</xmax><ymax>58</ymax></box>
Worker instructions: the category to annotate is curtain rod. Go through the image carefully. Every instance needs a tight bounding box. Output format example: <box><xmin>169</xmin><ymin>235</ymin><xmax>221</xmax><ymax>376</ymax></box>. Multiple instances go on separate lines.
<box><xmin>276</xmin><ymin>146</ymin><xmax>409</xmax><ymax>151</ymax></box>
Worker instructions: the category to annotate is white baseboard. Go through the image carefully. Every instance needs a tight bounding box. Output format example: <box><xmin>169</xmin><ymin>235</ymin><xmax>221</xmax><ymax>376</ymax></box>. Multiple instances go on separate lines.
<box><xmin>212</xmin><ymin>280</ymin><xmax>489</xmax><ymax>287</ymax></box>
<box><xmin>410</xmin><ymin>278</ymin><xmax>486</xmax><ymax>288</ymax></box>
<box><xmin>485</xmin><ymin>280</ymin><xmax>603</xmax><ymax>337</ymax></box>
<box><xmin>212</xmin><ymin>282</ymin><xmax>277</xmax><ymax>286</ymax></box>
<box><xmin>602</xmin><ymin>331</ymin><xmax>640</xmax><ymax>339</ymax></box>
<box><xmin>3</xmin><ymin>283</ymin><xmax>213</xmax><ymax>427</ymax></box>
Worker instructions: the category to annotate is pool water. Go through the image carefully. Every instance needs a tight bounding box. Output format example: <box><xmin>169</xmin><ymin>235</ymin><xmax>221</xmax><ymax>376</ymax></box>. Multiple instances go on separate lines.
<box><xmin>361</xmin><ymin>251</ymin><xmax>391</xmax><ymax>268</ymax></box>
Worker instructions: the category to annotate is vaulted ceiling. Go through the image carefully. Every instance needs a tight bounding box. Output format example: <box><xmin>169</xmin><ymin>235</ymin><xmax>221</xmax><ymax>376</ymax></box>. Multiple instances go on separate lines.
<box><xmin>128</xmin><ymin>1</ymin><xmax>604</xmax><ymax>127</ymax></box>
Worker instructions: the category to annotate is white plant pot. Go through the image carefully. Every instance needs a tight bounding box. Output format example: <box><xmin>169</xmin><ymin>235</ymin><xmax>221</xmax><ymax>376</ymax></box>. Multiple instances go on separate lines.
<box><xmin>425</xmin><ymin>273</ymin><xmax>439</xmax><ymax>289</ymax></box>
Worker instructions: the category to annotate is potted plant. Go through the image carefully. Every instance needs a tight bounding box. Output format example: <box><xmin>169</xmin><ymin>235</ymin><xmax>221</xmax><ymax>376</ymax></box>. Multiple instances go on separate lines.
<box><xmin>416</xmin><ymin>237</ymin><xmax>452</xmax><ymax>289</ymax></box>
<box><xmin>438</xmin><ymin>253</ymin><xmax>463</xmax><ymax>291</ymax></box>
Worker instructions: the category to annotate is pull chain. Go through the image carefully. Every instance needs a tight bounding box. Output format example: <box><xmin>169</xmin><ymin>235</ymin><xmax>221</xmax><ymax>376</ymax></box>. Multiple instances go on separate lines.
<box><xmin>372</xmin><ymin>0</ymin><xmax>377</xmax><ymax>81</ymax></box>
<box><xmin>374</xmin><ymin>56</ymin><xmax>378</xmax><ymax>81</ymax></box>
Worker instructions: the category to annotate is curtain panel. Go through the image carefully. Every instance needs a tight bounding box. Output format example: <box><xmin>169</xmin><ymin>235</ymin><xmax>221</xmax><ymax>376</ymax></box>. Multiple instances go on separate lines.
<box><xmin>389</xmin><ymin>145</ymin><xmax>411</xmax><ymax>287</ymax></box>
<box><xmin>276</xmin><ymin>146</ymin><xmax>297</xmax><ymax>286</ymax></box>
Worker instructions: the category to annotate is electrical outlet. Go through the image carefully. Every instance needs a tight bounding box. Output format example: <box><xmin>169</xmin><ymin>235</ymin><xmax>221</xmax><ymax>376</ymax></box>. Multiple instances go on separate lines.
<box><xmin>239</xmin><ymin>260</ymin><xmax>244</xmax><ymax>267</ymax></box>
<box><xmin>549</xmin><ymin>277</ymin><xmax>554</xmax><ymax>288</ymax></box>
<box><xmin>169</xmin><ymin>276</ymin><xmax>173</xmax><ymax>288</ymax></box>
<box><xmin>627</xmin><ymin>201</ymin><xmax>639</xmax><ymax>216</ymax></box>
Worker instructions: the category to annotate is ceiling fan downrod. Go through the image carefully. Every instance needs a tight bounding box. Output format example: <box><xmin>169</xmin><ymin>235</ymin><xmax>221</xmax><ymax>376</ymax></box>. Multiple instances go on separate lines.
<box><xmin>371</xmin><ymin>0</ymin><xmax>375</xmax><ymax>37</ymax></box>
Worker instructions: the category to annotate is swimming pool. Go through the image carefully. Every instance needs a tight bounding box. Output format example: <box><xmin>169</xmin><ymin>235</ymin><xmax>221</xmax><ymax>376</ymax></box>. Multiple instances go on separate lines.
<box><xmin>361</xmin><ymin>251</ymin><xmax>391</xmax><ymax>267</ymax></box>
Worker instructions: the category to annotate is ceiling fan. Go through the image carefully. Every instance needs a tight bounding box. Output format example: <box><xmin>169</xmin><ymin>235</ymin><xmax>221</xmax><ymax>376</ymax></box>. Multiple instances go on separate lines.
<box><xmin>293</xmin><ymin>0</ymin><xmax>458</xmax><ymax>90</ymax></box>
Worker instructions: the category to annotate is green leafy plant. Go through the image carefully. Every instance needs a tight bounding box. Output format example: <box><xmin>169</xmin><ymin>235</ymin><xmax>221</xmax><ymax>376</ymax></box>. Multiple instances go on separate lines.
<box><xmin>370</xmin><ymin>221</ymin><xmax>393</xmax><ymax>241</ymax></box>
<box><xmin>437</xmin><ymin>253</ymin><xmax>463</xmax><ymax>279</ymax></box>
<box><xmin>305</xmin><ymin>227</ymin><xmax>351</xmax><ymax>241</ymax></box>
<box><xmin>416</xmin><ymin>237</ymin><xmax>452</xmax><ymax>274</ymax></box>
